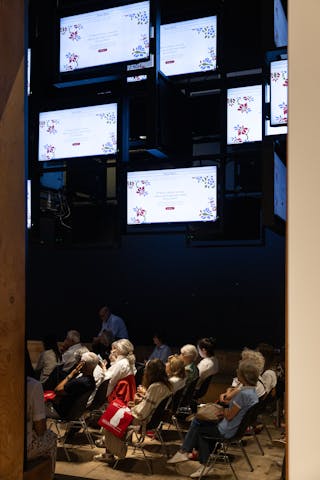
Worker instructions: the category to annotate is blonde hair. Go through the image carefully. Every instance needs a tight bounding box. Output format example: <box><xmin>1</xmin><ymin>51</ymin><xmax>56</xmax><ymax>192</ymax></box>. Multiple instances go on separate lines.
<box><xmin>180</xmin><ymin>344</ymin><xmax>198</xmax><ymax>362</ymax></box>
<box><xmin>112</xmin><ymin>339</ymin><xmax>136</xmax><ymax>366</ymax></box>
<box><xmin>167</xmin><ymin>354</ymin><xmax>186</xmax><ymax>379</ymax></box>
<box><xmin>241</xmin><ymin>348</ymin><xmax>265</xmax><ymax>375</ymax></box>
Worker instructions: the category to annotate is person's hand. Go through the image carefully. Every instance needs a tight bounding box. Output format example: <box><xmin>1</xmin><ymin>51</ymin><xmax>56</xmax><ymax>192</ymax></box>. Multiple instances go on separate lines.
<box><xmin>72</xmin><ymin>360</ymin><xmax>85</xmax><ymax>377</ymax></box>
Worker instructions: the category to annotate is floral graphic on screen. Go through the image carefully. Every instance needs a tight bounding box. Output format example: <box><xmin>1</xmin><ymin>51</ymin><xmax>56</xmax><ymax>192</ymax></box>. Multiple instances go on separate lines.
<box><xmin>271</xmin><ymin>68</ymin><xmax>288</xmax><ymax>124</ymax></box>
<box><xmin>132</xmin><ymin>33</ymin><xmax>149</xmax><ymax>58</ymax></box>
<box><xmin>127</xmin><ymin>179</ymin><xmax>150</xmax><ymax>196</ymax></box>
<box><xmin>40</xmin><ymin>119</ymin><xmax>59</xmax><ymax>135</ymax></box>
<box><xmin>228</xmin><ymin>90</ymin><xmax>260</xmax><ymax>144</ymax></box>
<box><xmin>232</xmin><ymin>124</ymin><xmax>250</xmax><ymax>144</ymax></box>
<box><xmin>60</xmin><ymin>23</ymin><xmax>83</xmax><ymax>41</ymax></box>
<box><xmin>63</xmin><ymin>52</ymin><xmax>80</xmax><ymax>71</ymax></box>
<box><xmin>42</xmin><ymin>144</ymin><xmax>56</xmax><ymax>161</ymax></box>
<box><xmin>124</xmin><ymin>10</ymin><xmax>149</xmax><ymax>25</ymax></box>
<box><xmin>271</xmin><ymin>69</ymin><xmax>288</xmax><ymax>87</ymax></box>
<box><xmin>102</xmin><ymin>134</ymin><xmax>117</xmax><ymax>154</ymax></box>
<box><xmin>192</xmin><ymin>24</ymin><xmax>216</xmax><ymax>39</ymax></box>
<box><xmin>199</xmin><ymin>47</ymin><xmax>216</xmax><ymax>71</ymax></box>
<box><xmin>96</xmin><ymin>111</ymin><xmax>117</xmax><ymax>124</ymax></box>
<box><xmin>130</xmin><ymin>206</ymin><xmax>147</xmax><ymax>224</ymax></box>
<box><xmin>275</xmin><ymin>102</ymin><xmax>287</xmax><ymax>124</ymax></box>
<box><xmin>199</xmin><ymin>197</ymin><xmax>216</xmax><ymax>221</ymax></box>
<box><xmin>192</xmin><ymin>175</ymin><xmax>216</xmax><ymax>189</ymax></box>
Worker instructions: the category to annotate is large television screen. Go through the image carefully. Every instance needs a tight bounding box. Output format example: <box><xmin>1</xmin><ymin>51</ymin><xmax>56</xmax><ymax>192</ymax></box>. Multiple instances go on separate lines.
<box><xmin>274</xmin><ymin>0</ymin><xmax>288</xmax><ymax>48</ymax></box>
<box><xmin>274</xmin><ymin>151</ymin><xmax>287</xmax><ymax>221</ymax></box>
<box><xmin>160</xmin><ymin>16</ymin><xmax>217</xmax><ymax>77</ymax></box>
<box><xmin>38</xmin><ymin>102</ymin><xmax>117</xmax><ymax>161</ymax></box>
<box><xmin>59</xmin><ymin>1</ymin><xmax>150</xmax><ymax>73</ymax></box>
<box><xmin>227</xmin><ymin>85</ymin><xmax>262</xmax><ymax>144</ymax></box>
<box><xmin>270</xmin><ymin>59</ymin><xmax>288</xmax><ymax>126</ymax></box>
<box><xmin>127</xmin><ymin>165</ymin><xmax>217</xmax><ymax>225</ymax></box>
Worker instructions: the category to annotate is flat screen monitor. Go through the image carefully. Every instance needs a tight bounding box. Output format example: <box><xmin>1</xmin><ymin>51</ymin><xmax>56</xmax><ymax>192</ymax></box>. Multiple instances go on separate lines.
<box><xmin>274</xmin><ymin>151</ymin><xmax>286</xmax><ymax>221</ymax></box>
<box><xmin>59</xmin><ymin>1</ymin><xmax>150</xmax><ymax>73</ymax></box>
<box><xmin>160</xmin><ymin>16</ymin><xmax>217</xmax><ymax>77</ymax></box>
<box><xmin>274</xmin><ymin>0</ymin><xmax>288</xmax><ymax>48</ymax></box>
<box><xmin>127</xmin><ymin>165</ymin><xmax>217</xmax><ymax>225</ymax></box>
<box><xmin>270</xmin><ymin>59</ymin><xmax>288</xmax><ymax>126</ymax></box>
<box><xmin>27</xmin><ymin>179</ymin><xmax>31</xmax><ymax>229</ymax></box>
<box><xmin>227</xmin><ymin>85</ymin><xmax>262</xmax><ymax>144</ymax></box>
<box><xmin>27</xmin><ymin>48</ymin><xmax>31</xmax><ymax>95</ymax></box>
<box><xmin>38</xmin><ymin>102</ymin><xmax>117</xmax><ymax>161</ymax></box>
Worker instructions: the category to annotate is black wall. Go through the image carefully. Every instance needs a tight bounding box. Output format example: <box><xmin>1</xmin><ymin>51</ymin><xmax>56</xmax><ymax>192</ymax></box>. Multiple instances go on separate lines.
<box><xmin>27</xmin><ymin>227</ymin><xmax>285</xmax><ymax>350</ymax></box>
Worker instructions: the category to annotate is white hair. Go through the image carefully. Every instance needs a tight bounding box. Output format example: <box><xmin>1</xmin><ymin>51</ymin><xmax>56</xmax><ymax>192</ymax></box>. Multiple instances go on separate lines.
<box><xmin>81</xmin><ymin>351</ymin><xmax>99</xmax><ymax>368</ymax></box>
<box><xmin>112</xmin><ymin>339</ymin><xmax>136</xmax><ymax>366</ymax></box>
<box><xmin>67</xmin><ymin>330</ymin><xmax>80</xmax><ymax>343</ymax></box>
<box><xmin>180</xmin><ymin>344</ymin><xmax>198</xmax><ymax>362</ymax></box>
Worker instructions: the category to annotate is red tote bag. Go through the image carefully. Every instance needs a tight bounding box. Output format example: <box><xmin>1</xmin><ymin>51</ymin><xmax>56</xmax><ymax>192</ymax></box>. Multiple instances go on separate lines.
<box><xmin>98</xmin><ymin>398</ymin><xmax>134</xmax><ymax>438</ymax></box>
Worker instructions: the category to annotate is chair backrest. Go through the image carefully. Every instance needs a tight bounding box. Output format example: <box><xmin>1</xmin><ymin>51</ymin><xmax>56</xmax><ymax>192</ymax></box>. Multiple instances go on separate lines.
<box><xmin>231</xmin><ymin>402</ymin><xmax>261</xmax><ymax>440</ymax></box>
<box><xmin>193</xmin><ymin>374</ymin><xmax>214</xmax><ymax>400</ymax></box>
<box><xmin>147</xmin><ymin>395</ymin><xmax>172</xmax><ymax>430</ymax></box>
<box><xmin>88</xmin><ymin>378</ymin><xmax>110</xmax><ymax>411</ymax></box>
<box><xmin>64</xmin><ymin>388</ymin><xmax>95</xmax><ymax>421</ymax></box>
<box><xmin>178</xmin><ymin>377</ymin><xmax>199</xmax><ymax>409</ymax></box>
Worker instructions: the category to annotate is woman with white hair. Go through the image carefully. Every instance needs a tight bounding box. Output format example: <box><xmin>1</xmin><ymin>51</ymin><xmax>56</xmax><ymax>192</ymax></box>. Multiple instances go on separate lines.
<box><xmin>104</xmin><ymin>339</ymin><xmax>137</xmax><ymax>400</ymax></box>
<box><xmin>180</xmin><ymin>344</ymin><xmax>199</xmax><ymax>385</ymax></box>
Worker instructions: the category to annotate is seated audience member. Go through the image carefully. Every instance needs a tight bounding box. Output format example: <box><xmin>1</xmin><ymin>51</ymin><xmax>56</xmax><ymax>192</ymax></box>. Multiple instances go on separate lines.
<box><xmin>92</xmin><ymin>329</ymin><xmax>114</xmax><ymax>365</ymax></box>
<box><xmin>25</xmin><ymin>350</ymin><xmax>57</xmax><ymax>476</ymax></box>
<box><xmin>61</xmin><ymin>330</ymin><xmax>89</xmax><ymax>373</ymax></box>
<box><xmin>167</xmin><ymin>359</ymin><xmax>259</xmax><ymax>478</ymax></box>
<box><xmin>180</xmin><ymin>344</ymin><xmax>199</xmax><ymax>385</ymax></box>
<box><xmin>47</xmin><ymin>352</ymin><xmax>99</xmax><ymax>420</ymax></box>
<box><xmin>219</xmin><ymin>348</ymin><xmax>266</xmax><ymax>404</ymax></box>
<box><xmin>166</xmin><ymin>354</ymin><xmax>187</xmax><ymax>393</ymax></box>
<box><xmin>256</xmin><ymin>342</ymin><xmax>278</xmax><ymax>395</ymax></box>
<box><xmin>195</xmin><ymin>337</ymin><xmax>219</xmax><ymax>391</ymax></box>
<box><xmin>147</xmin><ymin>331</ymin><xmax>172</xmax><ymax>364</ymax></box>
<box><xmin>95</xmin><ymin>358</ymin><xmax>172</xmax><ymax>463</ymax></box>
<box><xmin>93</xmin><ymin>305</ymin><xmax>129</xmax><ymax>343</ymax></box>
<box><xmin>104</xmin><ymin>339</ymin><xmax>137</xmax><ymax>402</ymax></box>
<box><xmin>34</xmin><ymin>333</ymin><xmax>62</xmax><ymax>385</ymax></box>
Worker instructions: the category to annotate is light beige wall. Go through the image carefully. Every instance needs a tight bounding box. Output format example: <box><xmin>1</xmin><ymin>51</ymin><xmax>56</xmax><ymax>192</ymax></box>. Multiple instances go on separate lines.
<box><xmin>0</xmin><ymin>1</ymin><xmax>25</xmax><ymax>479</ymax></box>
<box><xmin>288</xmin><ymin>0</ymin><xmax>320</xmax><ymax>478</ymax></box>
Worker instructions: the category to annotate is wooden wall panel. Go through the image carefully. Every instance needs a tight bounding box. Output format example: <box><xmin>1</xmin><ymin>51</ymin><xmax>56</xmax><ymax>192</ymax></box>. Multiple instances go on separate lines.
<box><xmin>0</xmin><ymin>0</ymin><xmax>25</xmax><ymax>479</ymax></box>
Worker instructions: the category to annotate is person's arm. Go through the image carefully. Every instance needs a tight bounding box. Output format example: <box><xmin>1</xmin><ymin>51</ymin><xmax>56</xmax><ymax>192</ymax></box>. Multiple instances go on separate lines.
<box><xmin>222</xmin><ymin>402</ymin><xmax>241</xmax><ymax>421</ymax></box>
<box><xmin>55</xmin><ymin>361</ymin><xmax>84</xmax><ymax>393</ymax></box>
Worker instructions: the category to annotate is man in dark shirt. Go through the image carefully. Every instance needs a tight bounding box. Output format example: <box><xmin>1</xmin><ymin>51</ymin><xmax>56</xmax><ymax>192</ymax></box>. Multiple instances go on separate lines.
<box><xmin>48</xmin><ymin>351</ymin><xmax>99</xmax><ymax>419</ymax></box>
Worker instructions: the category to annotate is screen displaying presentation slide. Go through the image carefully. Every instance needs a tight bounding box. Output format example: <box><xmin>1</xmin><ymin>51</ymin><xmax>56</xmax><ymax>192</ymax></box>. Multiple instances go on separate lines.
<box><xmin>227</xmin><ymin>85</ymin><xmax>262</xmax><ymax>144</ymax></box>
<box><xmin>38</xmin><ymin>103</ymin><xmax>117</xmax><ymax>161</ymax></box>
<box><xmin>60</xmin><ymin>1</ymin><xmax>150</xmax><ymax>72</ymax></box>
<box><xmin>270</xmin><ymin>59</ymin><xmax>288</xmax><ymax>126</ymax></box>
<box><xmin>274</xmin><ymin>152</ymin><xmax>287</xmax><ymax>221</ymax></box>
<box><xmin>160</xmin><ymin>16</ymin><xmax>217</xmax><ymax>76</ymax></box>
<box><xmin>127</xmin><ymin>166</ymin><xmax>217</xmax><ymax>225</ymax></box>
<box><xmin>274</xmin><ymin>0</ymin><xmax>288</xmax><ymax>48</ymax></box>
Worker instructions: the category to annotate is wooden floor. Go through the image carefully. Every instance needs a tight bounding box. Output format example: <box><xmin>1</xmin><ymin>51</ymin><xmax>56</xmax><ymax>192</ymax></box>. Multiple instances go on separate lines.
<box><xmin>53</xmin><ymin>411</ymin><xmax>285</xmax><ymax>480</ymax></box>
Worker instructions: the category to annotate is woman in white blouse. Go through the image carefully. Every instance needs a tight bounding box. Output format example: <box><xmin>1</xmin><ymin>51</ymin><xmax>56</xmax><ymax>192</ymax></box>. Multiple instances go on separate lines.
<box><xmin>195</xmin><ymin>337</ymin><xmax>219</xmax><ymax>390</ymax></box>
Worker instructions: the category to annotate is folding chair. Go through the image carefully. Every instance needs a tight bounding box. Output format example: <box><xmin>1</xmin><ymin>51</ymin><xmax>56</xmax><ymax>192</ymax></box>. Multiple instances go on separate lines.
<box><xmin>198</xmin><ymin>402</ymin><xmax>264</xmax><ymax>480</ymax></box>
<box><xmin>113</xmin><ymin>394</ymin><xmax>172</xmax><ymax>474</ymax></box>
<box><xmin>48</xmin><ymin>389</ymin><xmax>95</xmax><ymax>461</ymax></box>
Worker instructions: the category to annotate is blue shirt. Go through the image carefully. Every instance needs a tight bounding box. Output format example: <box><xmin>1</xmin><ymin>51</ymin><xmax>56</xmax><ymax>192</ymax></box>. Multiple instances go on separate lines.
<box><xmin>148</xmin><ymin>344</ymin><xmax>172</xmax><ymax>363</ymax></box>
<box><xmin>218</xmin><ymin>386</ymin><xmax>258</xmax><ymax>439</ymax></box>
<box><xmin>99</xmin><ymin>313</ymin><xmax>128</xmax><ymax>340</ymax></box>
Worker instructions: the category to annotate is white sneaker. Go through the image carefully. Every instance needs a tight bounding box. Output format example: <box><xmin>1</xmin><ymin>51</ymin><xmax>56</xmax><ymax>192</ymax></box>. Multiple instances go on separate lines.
<box><xmin>93</xmin><ymin>453</ymin><xmax>115</xmax><ymax>463</ymax></box>
<box><xmin>167</xmin><ymin>451</ymin><xmax>189</xmax><ymax>464</ymax></box>
<box><xmin>190</xmin><ymin>465</ymin><xmax>212</xmax><ymax>478</ymax></box>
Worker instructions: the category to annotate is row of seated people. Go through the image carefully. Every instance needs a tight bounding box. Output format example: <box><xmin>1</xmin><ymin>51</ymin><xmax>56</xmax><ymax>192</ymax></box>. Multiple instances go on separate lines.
<box><xmin>27</xmin><ymin>332</ymin><xmax>281</xmax><ymax>477</ymax></box>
